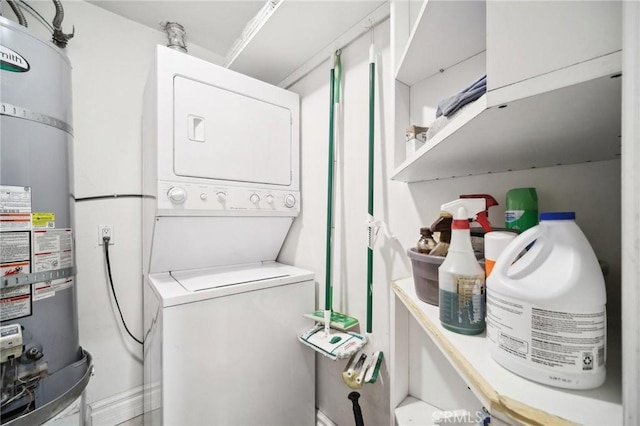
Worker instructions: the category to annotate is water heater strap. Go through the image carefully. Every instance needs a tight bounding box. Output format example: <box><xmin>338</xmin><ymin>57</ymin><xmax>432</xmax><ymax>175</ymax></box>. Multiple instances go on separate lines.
<box><xmin>1</xmin><ymin>102</ymin><xmax>73</xmax><ymax>135</ymax></box>
<box><xmin>1</xmin><ymin>266</ymin><xmax>75</xmax><ymax>288</ymax></box>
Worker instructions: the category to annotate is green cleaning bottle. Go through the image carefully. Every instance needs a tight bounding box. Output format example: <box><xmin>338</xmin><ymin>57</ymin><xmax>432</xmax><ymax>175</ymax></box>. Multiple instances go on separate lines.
<box><xmin>505</xmin><ymin>188</ymin><xmax>538</xmax><ymax>232</ymax></box>
<box><xmin>438</xmin><ymin>198</ymin><xmax>487</xmax><ymax>335</ymax></box>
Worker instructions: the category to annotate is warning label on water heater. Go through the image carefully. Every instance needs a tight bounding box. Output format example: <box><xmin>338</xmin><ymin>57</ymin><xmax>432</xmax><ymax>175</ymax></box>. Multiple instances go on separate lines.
<box><xmin>0</xmin><ymin>284</ymin><xmax>31</xmax><ymax>321</ymax></box>
<box><xmin>32</xmin><ymin>212</ymin><xmax>55</xmax><ymax>229</ymax></box>
<box><xmin>0</xmin><ymin>186</ymin><xmax>32</xmax><ymax>231</ymax></box>
<box><xmin>33</xmin><ymin>229</ymin><xmax>73</xmax><ymax>272</ymax></box>
<box><xmin>0</xmin><ymin>231</ymin><xmax>32</xmax><ymax>277</ymax></box>
<box><xmin>33</xmin><ymin>277</ymin><xmax>74</xmax><ymax>301</ymax></box>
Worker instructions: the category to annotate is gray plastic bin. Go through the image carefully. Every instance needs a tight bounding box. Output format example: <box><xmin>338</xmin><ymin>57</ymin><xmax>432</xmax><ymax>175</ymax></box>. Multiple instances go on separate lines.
<box><xmin>407</xmin><ymin>248</ymin><xmax>445</xmax><ymax>305</ymax></box>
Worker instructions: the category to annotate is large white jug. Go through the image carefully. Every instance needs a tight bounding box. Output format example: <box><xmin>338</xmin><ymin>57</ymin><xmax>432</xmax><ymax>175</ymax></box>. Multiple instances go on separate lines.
<box><xmin>486</xmin><ymin>212</ymin><xmax>606</xmax><ymax>390</ymax></box>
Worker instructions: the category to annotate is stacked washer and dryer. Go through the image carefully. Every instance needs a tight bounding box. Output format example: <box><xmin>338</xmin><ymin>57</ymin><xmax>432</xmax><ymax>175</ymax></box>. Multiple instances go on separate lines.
<box><xmin>141</xmin><ymin>46</ymin><xmax>315</xmax><ymax>425</ymax></box>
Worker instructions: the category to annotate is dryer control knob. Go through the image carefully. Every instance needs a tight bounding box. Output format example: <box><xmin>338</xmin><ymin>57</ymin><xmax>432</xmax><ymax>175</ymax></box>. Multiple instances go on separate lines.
<box><xmin>284</xmin><ymin>194</ymin><xmax>296</xmax><ymax>208</ymax></box>
<box><xmin>266</xmin><ymin>195</ymin><xmax>274</xmax><ymax>205</ymax></box>
<box><xmin>250</xmin><ymin>194</ymin><xmax>260</xmax><ymax>204</ymax></box>
<box><xmin>216</xmin><ymin>192</ymin><xmax>227</xmax><ymax>203</ymax></box>
<box><xmin>167</xmin><ymin>187</ymin><xmax>187</xmax><ymax>204</ymax></box>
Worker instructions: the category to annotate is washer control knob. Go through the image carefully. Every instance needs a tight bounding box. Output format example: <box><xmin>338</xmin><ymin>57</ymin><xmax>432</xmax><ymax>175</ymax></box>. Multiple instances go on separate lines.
<box><xmin>216</xmin><ymin>192</ymin><xmax>227</xmax><ymax>203</ymax></box>
<box><xmin>200</xmin><ymin>193</ymin><xmax>208</xmax><ymax>201</ymax></box>
<box><xmin>284</xmin><ymin>194</ymin><xmax>296</xmax><ymax>208</ymax></box>
<box><xmin>167</xmin><ymin>187</ymin><xmax>187</xmax><ymax>204</ymax></box>
<box><xmin>266</xmin><ymin>195</ymin><xmax>274</xmax><ymax>205</ymax></box>
<box><xmin>250</xmin><ymin>193</ymin><xmax>260</xmax><ymax>204</ymax></box>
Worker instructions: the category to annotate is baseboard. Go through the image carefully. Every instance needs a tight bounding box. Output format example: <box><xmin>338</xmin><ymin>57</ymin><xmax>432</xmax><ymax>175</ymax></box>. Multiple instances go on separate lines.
<box><xmin>89</xmin><ymin>386</ymin><xmax>144</xmax><ymax>426</ymax></box>
<box><xmin>89</xmin><ymin>388</ymin><xmax>331</xmax><ymax>426</ymax></box>
<box><xmin>316</xmin><ymin>409</ymin><xmax>337</xmax><ymax>426</ymax></box>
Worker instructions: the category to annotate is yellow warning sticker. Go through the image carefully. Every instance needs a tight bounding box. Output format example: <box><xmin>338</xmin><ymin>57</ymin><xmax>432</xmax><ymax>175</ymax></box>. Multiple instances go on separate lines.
<box><xmin>32</xmin><ymin>212</ymin><xmax>55</xmax><ymax>228</ymax></box>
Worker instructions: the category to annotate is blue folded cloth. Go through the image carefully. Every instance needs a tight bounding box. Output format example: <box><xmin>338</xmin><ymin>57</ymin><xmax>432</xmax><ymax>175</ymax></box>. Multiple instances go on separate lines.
<box><xmin>436</xmin><ymin>74</ymin><xmax>487</xmax><ymax>118</ymax></box>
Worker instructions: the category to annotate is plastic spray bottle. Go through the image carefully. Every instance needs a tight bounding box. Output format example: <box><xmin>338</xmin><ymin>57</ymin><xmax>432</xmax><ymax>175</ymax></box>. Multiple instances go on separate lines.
<box><xmin>438</xmin><ymin>198</ymin><xmax>487</xmax><ymax>335</ymax></box>
<box><xmin>416</xmin><ymin>227</ymin><xmax>437</xmax><ymax>254</ymax></box>
<box><xmin>428</xmin><ymin>213</ymin><xmax>453</xmax><ymax>257</ymax></box>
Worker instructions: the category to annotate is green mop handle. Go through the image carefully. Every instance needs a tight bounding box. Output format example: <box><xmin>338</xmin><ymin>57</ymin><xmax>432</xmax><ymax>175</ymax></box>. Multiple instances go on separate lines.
<box><xmin>325</xmin><ymin>53</ymin><xmax>339</xmax><ymax>313</ymax></box>
<box><xmin>366</xmin><ymin>44</ymin><xmax>375</xmax><ymax>334</ymax></box>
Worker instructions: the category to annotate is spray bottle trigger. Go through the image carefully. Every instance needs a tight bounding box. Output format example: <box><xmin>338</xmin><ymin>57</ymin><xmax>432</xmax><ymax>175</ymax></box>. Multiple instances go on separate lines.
<box><xmin>475</xmin><ymin>212</ymin><xmax>492</xmax><ymax>233</ymax></box>
<box><xmin>460</xmin><ymin>194</ymin><xmax>499</xmax><ymax>232</ymax></box>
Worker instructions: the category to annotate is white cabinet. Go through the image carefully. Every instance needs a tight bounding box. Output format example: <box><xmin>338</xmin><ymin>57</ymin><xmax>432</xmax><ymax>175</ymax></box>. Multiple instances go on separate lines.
<box><xmin>391</xmin><ymin>0</ymin><xmax>621</xmax><ymax>183</ymax></box>
<box><xmin>486</xmin><ymin>1</ymin><xmax>621</xmax><ymax>92</ymax></box>
<box><xmin>389</xmin><ymin>1</ymin><xmax>633</xmax><ymax>424</ymax></box>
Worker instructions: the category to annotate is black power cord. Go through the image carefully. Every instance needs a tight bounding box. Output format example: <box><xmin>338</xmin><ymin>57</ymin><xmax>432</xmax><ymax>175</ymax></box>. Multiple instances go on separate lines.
<box><xmin>103</xmin><ymin>236</ymin><xmax>143</xmax><ymax>345</ymax></box>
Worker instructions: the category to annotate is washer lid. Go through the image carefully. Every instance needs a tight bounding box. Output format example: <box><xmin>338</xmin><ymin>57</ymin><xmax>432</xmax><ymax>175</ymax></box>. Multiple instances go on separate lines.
<box><xmin>171</xmin><ymin>262</ymin><xmax>299</xmax><ymax>292</ymax></box>
<box><xmin>148</xmin><ymin>262</ymin><xmax>314</xmax><ymax>307</ymax></box>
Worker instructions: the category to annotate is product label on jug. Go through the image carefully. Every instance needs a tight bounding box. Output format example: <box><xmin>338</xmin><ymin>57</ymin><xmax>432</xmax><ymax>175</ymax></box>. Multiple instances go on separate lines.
<box><xmin>439</xmin><ymin>273</ymin><xmax>485</xmax><ymax>334</ymax></box>
<box><xmin>487</xmin><ymin>292</ymin><xmax>606</xmax><ymax>376</ymax></box>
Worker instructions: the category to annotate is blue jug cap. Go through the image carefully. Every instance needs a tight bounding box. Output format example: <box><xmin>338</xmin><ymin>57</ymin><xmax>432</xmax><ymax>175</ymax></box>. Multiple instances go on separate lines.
<box><xmin>540</xmin><ymin>212</ymin><xmax>575</xmax><ymax>221</ymax></box>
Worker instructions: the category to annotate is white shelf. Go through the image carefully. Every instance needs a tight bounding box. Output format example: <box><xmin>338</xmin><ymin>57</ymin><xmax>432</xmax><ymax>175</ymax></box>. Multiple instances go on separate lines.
<box><xmin>395</xmin><ymin>396</ymin><xmax>439</xmax><ymax>426</ymax></box>
<box><xmin>395</xmin><ymin>0</ymin><xmax>486</xmax><ymax>86</ymax></box>
<box><xmin>392</xmin><ymin>278</ymin><xmax>623</xmax><ymax>426</ymax></box>
<box><xmin>224</xmin><ymin>0</ymin><xmax>386</xmax><ymax>86</ymax></box>
<box><xmin>391</xmin><ymin>69</ymin><xmax>621</xmax><ymax>183</ymax></box>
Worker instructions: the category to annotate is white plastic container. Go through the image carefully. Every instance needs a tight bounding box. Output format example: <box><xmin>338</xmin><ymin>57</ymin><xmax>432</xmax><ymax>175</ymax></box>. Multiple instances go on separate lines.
<box><xmin>486</xmin><ymin>212</ymin><xmax>607</xmax><ymax>389</ymax></box>
<box><xmin>484</xmin><ymin>231</ymin><xmax>516</xmax><ymax>277</ymax></box>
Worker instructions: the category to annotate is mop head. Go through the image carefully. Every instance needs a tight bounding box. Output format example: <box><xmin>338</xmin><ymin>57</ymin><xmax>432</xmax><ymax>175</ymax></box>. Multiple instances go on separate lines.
<box><xmin>298</xmin><ymin>324</ymin><xmax>367</xmax><ymax>361</ymax></box>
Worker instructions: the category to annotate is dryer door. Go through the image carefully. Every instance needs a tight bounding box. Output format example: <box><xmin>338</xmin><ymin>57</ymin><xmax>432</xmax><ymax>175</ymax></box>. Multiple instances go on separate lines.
<box><xmin>173</xmin><ymin>76</ymin><xmax>292</xmax><ymax>186</ymax></box>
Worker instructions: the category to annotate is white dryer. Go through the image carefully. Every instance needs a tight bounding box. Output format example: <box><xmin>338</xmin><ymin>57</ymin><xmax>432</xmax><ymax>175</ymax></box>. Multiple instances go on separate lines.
<box><xmin>141</xmin><ymin>46</ymin><xmax>314</xmax><ymax>425</ymax></box>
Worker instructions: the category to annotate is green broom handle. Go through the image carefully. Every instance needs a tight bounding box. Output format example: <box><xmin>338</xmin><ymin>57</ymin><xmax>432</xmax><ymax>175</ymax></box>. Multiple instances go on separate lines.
<box><xmin>325</xmin><ymin>67</ymin><xmax>336</xmax><ymax>312</ymax></box>
<box><xmin>366</xmin><ymin>54</ymin><xmax>375</xmax><ymax>334</ymax></box>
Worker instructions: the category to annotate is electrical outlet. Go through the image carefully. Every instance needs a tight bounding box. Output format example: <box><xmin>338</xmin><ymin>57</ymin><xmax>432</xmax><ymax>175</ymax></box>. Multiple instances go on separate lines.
<box><xmin>99</xmin><ymin>224</ymin><xmax>114</xmax><ymax>245</ymax></box>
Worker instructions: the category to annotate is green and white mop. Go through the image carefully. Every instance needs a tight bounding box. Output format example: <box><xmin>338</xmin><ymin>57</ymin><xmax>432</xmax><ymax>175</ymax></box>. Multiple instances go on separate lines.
<box><xmin>342</xmin><ymin>34</ymin><xmax>384</xmax><ymax>390</ymax></box>
<box><xmin>298</xmin><ymin>50</ymin><xmax>367</xmax><ymax>361</ymax></box>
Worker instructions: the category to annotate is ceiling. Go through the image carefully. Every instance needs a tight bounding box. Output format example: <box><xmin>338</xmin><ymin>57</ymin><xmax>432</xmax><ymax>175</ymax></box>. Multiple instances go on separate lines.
<box><xmin>87</xmin><ymin>1</ymin><xmax>267</xmax><ymax>57</ymax></box>
<box><xmin>85</xmin><ymin>0</ymin><xmax>388</xmax><ymax>85</ymax></box>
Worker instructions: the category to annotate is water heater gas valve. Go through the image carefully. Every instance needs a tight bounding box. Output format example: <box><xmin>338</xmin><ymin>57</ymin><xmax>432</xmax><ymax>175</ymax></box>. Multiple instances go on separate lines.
<box><xmin>0</xmin><ymin>324</ymin><xmax>23</xmax><ymax>363</ymax></box>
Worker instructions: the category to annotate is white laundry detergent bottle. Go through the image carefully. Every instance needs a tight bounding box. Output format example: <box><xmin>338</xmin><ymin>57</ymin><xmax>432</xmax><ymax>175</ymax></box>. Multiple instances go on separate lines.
<box><xmin>486</xmin><ymin>212</ymin><xmax>607</xmax><ymax>390</ymax></box>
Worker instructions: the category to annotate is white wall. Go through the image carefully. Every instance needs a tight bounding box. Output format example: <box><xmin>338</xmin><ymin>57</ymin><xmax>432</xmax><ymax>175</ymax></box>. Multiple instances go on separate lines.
<box><xmin>281</xmin><ymin>19</ymin><xmax>398</xmax><ymax>426</ymax></box>
<box><xmin>1</xmin><ymin>0</ymin><xmax>223</xmax><ymax>416</ymax></box>
<box><xmin>67</xmin><ymin>0</ymin><xmax>223</xmax><ymax>412</ymax></box>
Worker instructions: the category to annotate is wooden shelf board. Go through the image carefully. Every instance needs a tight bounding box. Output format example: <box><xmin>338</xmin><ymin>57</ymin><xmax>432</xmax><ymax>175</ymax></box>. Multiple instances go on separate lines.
<box><xmin>395</xmin><ymin>0</ymin><xmax>486</xmax><ymax>86</ymax></box>
<box><xmin>392</xmin><ymin>278</ymin><xmax>623</xmax><ymax>426</ymax></box>
<box><xmin>391</xmin><ymin>74</ymin><xmax>621</xmax><ymax>183</ymax></box>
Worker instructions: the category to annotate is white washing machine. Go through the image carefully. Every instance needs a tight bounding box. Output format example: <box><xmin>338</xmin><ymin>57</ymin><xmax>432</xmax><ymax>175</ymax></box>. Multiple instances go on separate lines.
<box><xmin>144</xmin><ymin>263</ymin><xmax>315</xmax><ymax>426</ymax></box>
<box><xmin>141</xmin><ymin>46</ymin><xmax>315</xmax><ymax>425</ymax></box>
